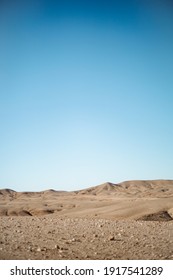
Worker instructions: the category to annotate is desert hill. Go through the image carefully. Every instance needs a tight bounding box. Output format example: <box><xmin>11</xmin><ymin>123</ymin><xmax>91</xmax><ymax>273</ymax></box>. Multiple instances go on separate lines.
<box><xmin>0</xmin><ymin>180</ymin><xmax>173</xmax><ymax>220</ymax></box>
<box><xmin>0</xmin><ymin>188</ymin><xmax>16</xmax><ymax>197</ymax></box>
<box><xmin>75</xmin><ymin>180</ymin><xmax>173</xmax><ymax>197</ymax></box>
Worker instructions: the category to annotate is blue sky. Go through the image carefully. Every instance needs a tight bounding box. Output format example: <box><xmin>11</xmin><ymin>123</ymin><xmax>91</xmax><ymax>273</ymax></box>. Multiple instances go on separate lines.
<box><xmin>0</xmin><ymin>0</ymin><xmax>173</xmax><ymax>191</ymax></box>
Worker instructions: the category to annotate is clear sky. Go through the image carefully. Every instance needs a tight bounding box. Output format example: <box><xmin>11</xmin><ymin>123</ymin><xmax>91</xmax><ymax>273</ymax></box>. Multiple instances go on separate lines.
<box><xmin>0</xmin><ymin>0</ymin><xmax>173</xmax><ymax>191</ymax></box>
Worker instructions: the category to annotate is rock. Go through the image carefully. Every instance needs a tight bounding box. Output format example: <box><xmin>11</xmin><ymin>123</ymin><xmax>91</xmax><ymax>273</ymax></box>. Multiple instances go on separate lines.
<box><xmin>109</xmin><ymin>236</ymin><xmax>115</xmax><ymax>241</ymax></box>
<box><xmin>41</xmin><ymin>247</ymin><xmax>47</xmax><ymax>251</ymax></box>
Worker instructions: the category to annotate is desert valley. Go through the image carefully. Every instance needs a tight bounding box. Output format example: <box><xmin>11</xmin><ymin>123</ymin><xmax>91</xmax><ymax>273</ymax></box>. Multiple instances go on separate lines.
<box><xmin>0</xmin><ymin>180</ymin><xmax>173</xmax><ymax>260</ymax></box>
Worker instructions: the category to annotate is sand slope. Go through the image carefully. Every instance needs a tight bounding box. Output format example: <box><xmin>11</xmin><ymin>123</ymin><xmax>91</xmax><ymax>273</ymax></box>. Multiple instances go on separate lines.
<box><xmin>0</xmin><ymin>180</ymin><xmax>173</xmax><ymax>220</ymax></box>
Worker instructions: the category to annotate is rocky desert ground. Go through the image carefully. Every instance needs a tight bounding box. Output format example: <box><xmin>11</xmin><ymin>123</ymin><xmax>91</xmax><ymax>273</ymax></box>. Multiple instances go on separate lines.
<box><xmin>0</xmin><ymin>180</ymin><xmax>173</xmax><ymax>260</ymax></box>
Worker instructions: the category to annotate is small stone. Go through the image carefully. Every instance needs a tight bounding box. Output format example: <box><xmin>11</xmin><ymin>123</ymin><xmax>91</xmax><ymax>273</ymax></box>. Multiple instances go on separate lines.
<box><xmin>41</xmin><ymin>247</ymin><xmax>47</xmax><ymax>251</ymax></box>
<box><xmin>54</xmin><ymin>245</ymin><xmax>60</xmax><ymax>249</ymax></box>
<box><xmin>109</xmin><ymin>236</ymin><xmax>115</xmax><ymax>241</ymax></box>
<box><xmin>37</xmin><ymin>247</ymin><xmax>41</xmax><ymax>252</ymax></box>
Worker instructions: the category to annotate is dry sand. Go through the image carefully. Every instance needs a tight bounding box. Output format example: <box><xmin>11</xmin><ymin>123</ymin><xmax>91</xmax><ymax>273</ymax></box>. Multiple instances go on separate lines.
<box><xmin>0</xmin><ymin>180</ymin><xmax>173</xmax><ymax>259</ymax></box>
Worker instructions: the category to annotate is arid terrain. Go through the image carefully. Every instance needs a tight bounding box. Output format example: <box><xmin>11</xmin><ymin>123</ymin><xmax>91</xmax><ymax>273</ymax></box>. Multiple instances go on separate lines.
<box><xmin>0</xmin><ymin>180</ymin><xmax>173</xmax><ymax>259</ymax></box>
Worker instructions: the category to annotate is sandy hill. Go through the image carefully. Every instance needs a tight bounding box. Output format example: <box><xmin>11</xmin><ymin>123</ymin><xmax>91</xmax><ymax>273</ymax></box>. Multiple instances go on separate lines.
<box><xmin>75</xmin><ymin>180</ymin><xmax>173</xmax><ymax>198</ymax></box>
<box><xmin>0</xmin><ymin>180</ymin><xmax>173</xmax><ymax>220</ymax></box>
<box><xmin>0</xmin><ymin>188</ymin><xmax>16</xmax><ymax>196</ymax></box>
<box><xmin>75</xmin><ymin>182</ymin><xmax>120</xmax><ymax>195</ymax></box>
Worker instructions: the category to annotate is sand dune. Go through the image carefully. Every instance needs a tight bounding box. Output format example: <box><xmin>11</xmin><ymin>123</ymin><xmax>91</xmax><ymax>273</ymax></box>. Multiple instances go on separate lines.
<box><xmin>0</xmin><ymin>180</ymin><xmax>173</xmax><ymax>259</ymax></box>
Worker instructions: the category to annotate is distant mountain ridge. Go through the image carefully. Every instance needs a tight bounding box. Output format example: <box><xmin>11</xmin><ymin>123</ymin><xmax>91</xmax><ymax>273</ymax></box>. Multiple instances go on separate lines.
<box><xmin>1</xmin><ymin>179</ymin><xmax>173</xmax><ymax>198</ymax></box>
<box><xmin>0</xmin><ymin>180</ymin><xmax>173</xmax><ymax>219</ymax></box>
<box><xmin>75</xmin><ymin>180</ymin><xmax>173</xmax><ymax>198</ymax></box>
